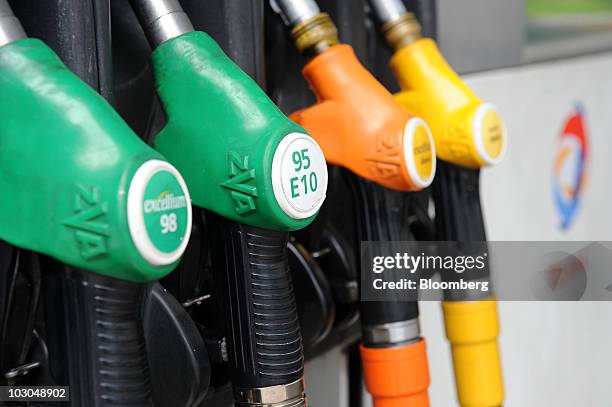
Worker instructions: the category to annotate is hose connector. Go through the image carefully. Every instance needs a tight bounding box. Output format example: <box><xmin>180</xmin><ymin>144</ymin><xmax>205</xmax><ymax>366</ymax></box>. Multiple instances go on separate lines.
<box><xmin>0</xmin><ymin>0</ymin><xmax>26</xmax><ymax>47</ymax></box>
<box><xmin>270</xmin><ymin>0</ymin><xmax>319</xmax><ymax>26</ymax></box>
<box><xmin>360</xmin><ymin>318</ymin><xmax>430</xmax><ymax>405</ymax></box>
<box><xmin>290</xmin><ymin>13</ymin><xmax>339</xmax><ymax>58</ymax></box>
<box><xmin>369</xmin><ymin>0</ymin><xmax>421</xmax><ymax>50</ymax></box>
<box><xmin>381</xmin><ymin>12</ymin><xmax>422</xmax><ymax>52</ymax></box>
<box><xmin>362</xmin><ymin>318</ymin><xmax>421</xmax><ymax>348</ymax></box>
<box><xmin>271</xmin><ymin>0</ymin><xmax>338</xmax><ymax>57</ymax></box>
<box><xmin>235</xmin><ymin>379</ymin><xmax>307</xmax><ymax>407</ymax></box>
<box><xmin>129</xmin><ymin>0</ymin><xmax>194</xmax><ymax>48</ymax></box>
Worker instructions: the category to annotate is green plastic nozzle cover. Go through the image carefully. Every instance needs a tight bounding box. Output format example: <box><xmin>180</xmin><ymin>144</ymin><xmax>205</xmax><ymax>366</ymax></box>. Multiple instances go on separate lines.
<box><xmin>0</xmin><ymin>38</ymin><xmax>192</xmax><ymax>282</ymax></box>
<box><xmin>150</xmin><ymin>31</ymin><xmax>327</xmax><ymax>231</ymax></box>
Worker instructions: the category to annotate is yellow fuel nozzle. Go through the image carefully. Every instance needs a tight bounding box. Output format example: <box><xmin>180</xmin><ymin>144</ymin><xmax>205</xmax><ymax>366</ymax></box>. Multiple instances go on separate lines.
<box><xmin>370</xmin><ymin>0</ymin><xmax>507</xmax><ymax>169</ymax></box>
<box><xmin>391</xmin><ymin>39</ymin><xmax>506</xmax><ymax>168</ymax></box>
<box><xmin>369</xmin><ymin>2</ymin><xmax>506</xmax><ymax>407</ymax></box>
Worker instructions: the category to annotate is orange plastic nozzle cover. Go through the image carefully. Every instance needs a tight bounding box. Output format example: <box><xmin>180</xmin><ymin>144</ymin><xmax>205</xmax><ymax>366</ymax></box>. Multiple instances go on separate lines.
<box><xmin>290</xmin><ymin>44</ymin><xmax>434</xmax><ymax>191</ymax></box>
<box><xmin>360</xmin><ymin>339</ymin><xmax>430</xmax><ymax>407</ymax></box>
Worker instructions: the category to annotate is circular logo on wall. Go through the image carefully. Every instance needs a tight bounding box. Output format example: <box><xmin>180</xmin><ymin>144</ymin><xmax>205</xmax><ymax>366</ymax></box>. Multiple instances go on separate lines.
<box><xmin>553</xmin><ymin>104</ymin><xmax>589</xmax><ymax>230</ymax></box>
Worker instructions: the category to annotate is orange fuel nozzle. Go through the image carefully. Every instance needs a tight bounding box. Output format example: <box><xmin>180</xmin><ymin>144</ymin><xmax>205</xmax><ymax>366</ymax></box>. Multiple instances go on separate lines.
<box><xmin>273</xmin><ymin>4</ymin><xmax>435</xmax><ymax>406</ymax></box>
<box><xmin>272</xmin><ymin>2</ymin><xmax>435</xmax><ymax>190</ymax></box>
<box><xmin>290</xmin><ymin>43</ymin><xmax>436</xmax><ymax>192</ymax></box>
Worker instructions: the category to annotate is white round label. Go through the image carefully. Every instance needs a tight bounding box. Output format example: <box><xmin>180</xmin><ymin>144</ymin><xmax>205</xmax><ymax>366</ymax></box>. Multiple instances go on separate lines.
<box><xmin>403</xmin><ymin>117</ymin><xmax>436</xmax><ymax>189</ymax></box>
<box><xmin>472</xmin><ymin>103</ymin><xmax>507</xmax><ymax>166</ymax></box>
<box><xmin>127</xmin><ymin>160</ymin><xmax>192</xmax><ymax>266</ymax></box>
<box><xmin>271</xmin><ymin>133</ymin><xmax>328</xmax><ymax>219</ymax></box>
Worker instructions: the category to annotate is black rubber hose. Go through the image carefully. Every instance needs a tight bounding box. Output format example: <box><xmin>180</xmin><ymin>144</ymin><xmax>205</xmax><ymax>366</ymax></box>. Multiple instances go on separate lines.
<box><xmin>344</xmin><ymin>172</ymin><xmax>420</xmax><ymax>335</ymax></box>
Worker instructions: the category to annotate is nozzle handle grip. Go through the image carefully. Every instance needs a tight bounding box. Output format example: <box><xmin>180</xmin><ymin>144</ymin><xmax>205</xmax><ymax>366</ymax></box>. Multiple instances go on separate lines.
<box><xmin>433</xmin><ymin>161</ymin><xmax>486</xmax><ymax>242</ymax></box>
<box><xmin>207</xmin><ymin>212</ymin><xmax>304</xmax><ymax>390</ymax></box>
<box><xmin>55</xmin><ymin>270</ymin><xmax>152</xmax><ymax>406</ymax></box>
<box><xmin>345</xmin><ymin>173</ymin><xmax>419</xmax><ymax>328</ymax></box>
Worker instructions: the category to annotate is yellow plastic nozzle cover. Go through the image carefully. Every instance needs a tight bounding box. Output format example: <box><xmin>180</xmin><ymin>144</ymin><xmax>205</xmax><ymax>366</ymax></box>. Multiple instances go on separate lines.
<box><xmin>391</xmin><ymin>38</ymin><xmax>507</xmax><ymax>169</ymax></box>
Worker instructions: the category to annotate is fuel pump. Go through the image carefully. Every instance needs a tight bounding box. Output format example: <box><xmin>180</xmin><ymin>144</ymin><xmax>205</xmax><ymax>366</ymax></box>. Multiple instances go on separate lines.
<box><xmin>270</xmin><ymin>0</ymin><xmax>436</xmax><ymax>405</ymax></box>
<box><xmin>128</xmin><ymin>1</ymin><xmax>329</xmax><ymax>405</ymax></box>
<box><xmin>369</xmin><ymin>1</ymin><xmax>506</xmax><ymax>406</ymax></box>
<box><xmin>0</xmin><ymin>1</ymin><xmax>193</xmax><ymax>405</ymax></box>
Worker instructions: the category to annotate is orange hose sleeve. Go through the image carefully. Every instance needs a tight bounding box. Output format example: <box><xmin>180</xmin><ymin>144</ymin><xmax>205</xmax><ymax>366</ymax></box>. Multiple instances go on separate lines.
<box><xmin>360</xmin><ymin>339</ymin><xmax>430</xmax><ymax>407</ymax></box>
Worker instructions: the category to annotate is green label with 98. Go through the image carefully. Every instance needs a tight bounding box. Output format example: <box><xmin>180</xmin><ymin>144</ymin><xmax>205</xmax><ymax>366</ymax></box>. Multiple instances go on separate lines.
<box><xmin>142</xmin><ymin>170</ymin><xmax>189</xmax><ymax>253</ymax></box>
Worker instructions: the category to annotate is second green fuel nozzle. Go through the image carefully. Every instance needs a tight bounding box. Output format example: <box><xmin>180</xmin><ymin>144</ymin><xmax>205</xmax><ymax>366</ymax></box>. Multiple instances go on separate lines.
<box><xmin>131</xmin><ymin>0</ymin><xmax>327</xmax><ymax>230</ymax></box>
<box><xmin>129</xmin><ymin>0</ymin><xmax>329</xmax><ymax>405</ymax></box>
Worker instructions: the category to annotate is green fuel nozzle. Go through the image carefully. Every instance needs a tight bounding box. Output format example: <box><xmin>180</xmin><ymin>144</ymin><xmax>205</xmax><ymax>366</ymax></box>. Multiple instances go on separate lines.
<box><xmin>0</xmin><ymin>10</ymin><xmax>191</xmax><ymax>283</ymax></box>
<box><xmin>129</xmin><ymin>1</ymin><xmax>327</xmax><ymax>405</ymax></box>
<box><xmin>0</xmin><ymin>2</ymin><xmax>192</xmax><ymax>404</ymax></box>
<box><xmin>130</xmin><ymin>0</ymin><xmax>327</xmax><ymax>231</ymax></box>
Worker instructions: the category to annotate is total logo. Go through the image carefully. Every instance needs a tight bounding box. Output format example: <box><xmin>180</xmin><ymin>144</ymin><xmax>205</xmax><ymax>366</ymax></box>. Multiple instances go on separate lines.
<box><xmin>552</xmin><ymin>104</ymin><xmax>589</xmax><ymax>230</ymax></box>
